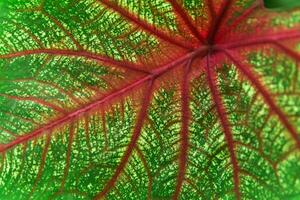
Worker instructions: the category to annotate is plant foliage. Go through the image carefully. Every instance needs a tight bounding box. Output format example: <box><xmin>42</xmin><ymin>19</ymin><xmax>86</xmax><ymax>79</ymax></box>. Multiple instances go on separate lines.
<box><xmin>0</xmin><ymin>0</ymin><xmax>300</xmax><ymax>199</ymax></box>
<box><xmin>264</xmin><ymin>0</ymin><xmax>300</xmax><ymax>10</ymax></box>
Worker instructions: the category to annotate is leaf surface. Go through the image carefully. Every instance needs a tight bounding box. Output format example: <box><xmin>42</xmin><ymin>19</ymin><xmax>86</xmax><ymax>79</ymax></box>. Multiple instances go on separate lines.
<box><xmin>0</xmin><ymin>0</ymin><xmax>300</xmax><ymax>199</ymax></box>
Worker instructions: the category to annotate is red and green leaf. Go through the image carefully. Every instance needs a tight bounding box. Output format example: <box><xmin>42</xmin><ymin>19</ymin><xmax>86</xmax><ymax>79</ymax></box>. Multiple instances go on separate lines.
<box><xmin>0</xmin><ymin>0</ymin><xmax>300</xmax><ymax>199</ymax></box>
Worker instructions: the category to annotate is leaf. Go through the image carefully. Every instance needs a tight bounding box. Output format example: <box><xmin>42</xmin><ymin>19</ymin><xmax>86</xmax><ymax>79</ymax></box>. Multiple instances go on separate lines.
<box><xmin>264</xmin><ymin>0</ymin><xmax>300</xmax><ymax>10</ymax></box>
<box><xmin>0</xmin><ymin>0</ymin><xmax>300</xmax><ymax>199</ymax></box>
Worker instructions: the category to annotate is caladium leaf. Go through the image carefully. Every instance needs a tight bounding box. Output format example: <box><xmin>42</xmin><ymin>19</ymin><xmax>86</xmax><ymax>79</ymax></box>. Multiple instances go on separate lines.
<box><xmin>0</xmin><ymin>0</ymin><xmax>300</xmax><ymax>199</ymax></box>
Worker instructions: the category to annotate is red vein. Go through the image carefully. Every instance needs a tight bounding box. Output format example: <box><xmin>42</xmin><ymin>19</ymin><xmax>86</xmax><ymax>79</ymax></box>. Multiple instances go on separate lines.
<box><xmin>98</xmin><ymin>0</ymin><xmax>194</xmax><ymax>50</ymax></box>
<box><xmin>0</xmin><ymin>49</ymin><xmax>149</xmax><ymax>74</ymax></box>
<box><xmin>15</xmin><ymin>143</ymin><xmax>28</xmax><ymax>181</ymax></box>
<box><xmin>30</xmin><ymin>134</ymin><xmax>51</xmax><ymax>196</ymax></box>
<box><xmin>224</xmin><ymin>50</ymin><xmax>300</xmax><ymax>148</ymax></box>
<box><xmin>84</xmin><ymin>115</ymin><xmax>92</xmax><ymax>153</ymax></box>
<box><xmin>0</xmin><ymin>48</ymin><xmax>198</xmax><ymax>154</ymax></box>
<box><xmin>0</xmin><ymin>126</ymin><xmax>18</xmax><ymax>137</ymax></box>
<box><xmin>9</xmin><ymin>20</ymin><xmax>44</xmax><ymax>48</ymax></box>
<box><xmin>166</xmin><ymin>0</ymin><xmax>205</xmax><ymax>43</ymax></box>
<box><xmin>207</xmin><ymin>0</ymin><xmax>233</xmax><ymax>43</ymax></box>
<box><xmin>59</xmin><ymin>67</ymin><xmax>102</xmax><ymax>95</ymax></box>
<box><xmin>221</xmin><ymin>1</ymin><xmax>261</xmax><ymax>36</ymax></box>
<box><xmin>60</xmin><ymin>123</ymin><xmax>75</xmax><ymax>190</ymax></box>
<box><xmin>0</xmin><ymin>93</ymin><xmax>66</xmax><ymax>114</ymax></box>
<box><xmin>12</xmin><ymin>78</ymin><xmax>82</xmax><ymax>105</ymax></box>
<box><xmin>272</xmin><ymin>42</ymin><xmax>300</xmax><ymax>62</ymax></box>
<box><xmin>0</xmin><ymin>110</ymin><xmax>38</xmax><ymax>126</ymax></box>
<box><xmin>185</xmin><ymin>178</ymin><xmax>204</xmax><ymax>197</ymax></box>
<box><xmin>101</xmin><ymin>111</ymin><xmax>109</xmax><ymax>151</ymax></box>
<box><xmin>205</xmin><ymin>54</ymin><xmax>241</xmax><ymax>200</ymax></box>
<box><xmin>0</xmin><ymin>118</ymin><xmax>27</xmax><ymax>133</ymax></box>
<box><xmin>42</xmin><ymin>11</ymin><xmax>83</xmax><ymax>50</ymax></box>
<box><xmin>218</xmin><ymin>30</ymin><xmax>300</xmax><ymax>49</ymax></box>
<box><xmin>94</xmin><ymin>80</ymin><xmax>154</xmax><ymax>199</ymax></box>
<box><xmin>0</xmin><ymin>76</ymin><xmax>149</xmax><ymax>153</ymax></box>
<box><xmin>173</xmin><ymin>59</ymin><xmax>192</xmax><ymax>199</ymax></box>
<box><xmin>136</xmin><ymin>146</ymin><xmax>152</xmax><ymax>200</ymax></box>
<box><xmin>151</xmin><ymin>46</ymin><xmax>207</xmax><ymax>76</ymax></box>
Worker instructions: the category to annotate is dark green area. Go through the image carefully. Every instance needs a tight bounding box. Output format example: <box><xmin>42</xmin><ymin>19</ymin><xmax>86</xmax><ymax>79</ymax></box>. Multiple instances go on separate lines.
<box><xmin>264</xmin><ymin>0</ymin><xmax>300</xmax><ymax>10</ymax></box>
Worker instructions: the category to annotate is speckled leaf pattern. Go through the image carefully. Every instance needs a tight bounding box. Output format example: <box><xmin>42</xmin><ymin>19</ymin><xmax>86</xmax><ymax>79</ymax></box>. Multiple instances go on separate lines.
<box><xmin>0</xmin><ymin>0</ymin><xmax>299</xmax><ymax>199</ymax></box>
